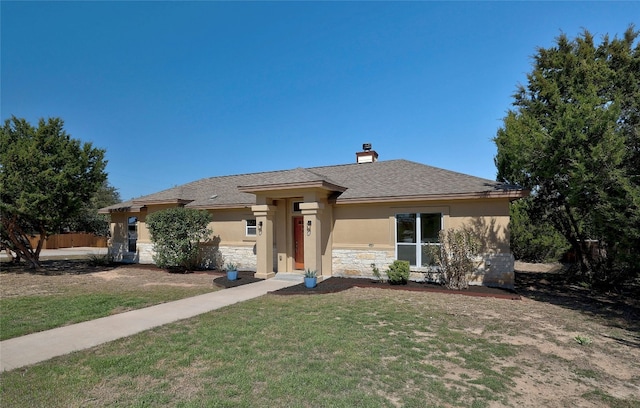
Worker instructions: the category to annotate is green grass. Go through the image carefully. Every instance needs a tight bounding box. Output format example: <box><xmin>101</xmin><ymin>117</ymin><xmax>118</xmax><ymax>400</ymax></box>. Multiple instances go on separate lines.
<box><xmin>582</xmin><ymin>390</ymin><xmax>640</xmax><ymax>408</ymax></box>
<box><xmin>0</xmin><ymin>292</ymin><xmax>521</xmax><ymax>407</ymax></box>
<box><xmin>0</xmin><ymin>286</ymin><xmax>218</xmax><ymax>340</ymax></box>
<box><xmin>2</xmin><ymin>288</ymin><xmax>638</xmax><ymax>407</ymax></box>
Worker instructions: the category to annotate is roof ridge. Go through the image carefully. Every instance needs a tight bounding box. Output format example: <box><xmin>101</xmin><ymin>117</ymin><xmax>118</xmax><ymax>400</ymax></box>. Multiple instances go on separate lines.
<box><xmin>305</xmin><ymin>158</ymin><xmax>406</xmax><ymax>172</ymax></box>
<box><xmin>302</xmin><ymin>167</ymin><xmax>345</xmax><ymax>187</ymax></box>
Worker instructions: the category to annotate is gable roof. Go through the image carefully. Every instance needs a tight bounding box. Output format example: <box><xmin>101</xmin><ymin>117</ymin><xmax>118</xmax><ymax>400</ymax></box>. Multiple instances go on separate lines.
<box><xmin>100</xmin><ymin>159</ymin><xmax>526</xmax><ymax>213</ymax></box>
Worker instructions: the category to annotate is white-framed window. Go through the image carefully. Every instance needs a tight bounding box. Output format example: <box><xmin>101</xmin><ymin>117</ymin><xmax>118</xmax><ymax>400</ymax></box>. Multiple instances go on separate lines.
<box><xmin>246</xmin><ymin>219</ymin><xmax>257</xmax><ymax>236</ymax></box>
<box><xmin>395</xmin><ymin>213</ymin><xmax>442</xmax><ymax>267</ymax></box>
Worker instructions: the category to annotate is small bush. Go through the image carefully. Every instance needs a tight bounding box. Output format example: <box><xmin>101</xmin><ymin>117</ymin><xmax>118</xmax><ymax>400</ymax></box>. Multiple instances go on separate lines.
<box><xmin>87</xmin><ymin>253</ymin><xmax>115</xmax><ymax>267</ymax></box>
<box><xmin>371</xmin><ymin>263</ymin><xmax>384</xmax><ymax>282</ymax></box>
<box><xmin>386</xmin><ymin>260</ymin><xmax>410</xmax><ymax>285</ymax></box>
<box><xmin>574</xmin><ymin>335</ymin><xmax>592</xmax><ymax>346</ymax></box>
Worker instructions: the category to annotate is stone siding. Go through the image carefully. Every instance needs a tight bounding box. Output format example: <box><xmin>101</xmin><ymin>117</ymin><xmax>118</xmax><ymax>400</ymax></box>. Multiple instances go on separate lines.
<box><xmin>469</xmin><ymin>253</ymin><xmax>515</xmax><ymax>289</ymax></box>
<box><xmin>332</xmin><ymin>249</ymin><xmax>395</xmax><ymax>278</ymax></box>
<box><xmin>217</xmin><ymin>245</ymin><xmax>257</xmax><ymax>271</ymax></box>
<box><xmin>137</xmin><ymin>242</ymin><xmax>155</xmax><ymax>264</ymax></box>
<box><xmin>108</xmin><ymin>242</ymin><xmax>257</xmax><ymax>271</ymax></box>
<box><xmin>332</xmin><ymin>249</ymin><xmax>515</xmax><ymax>289</ymax></box>
<box><xmin>108</xmin><ymin>242</ymin><xmax>128</xmax><ymax>262</ymax></box>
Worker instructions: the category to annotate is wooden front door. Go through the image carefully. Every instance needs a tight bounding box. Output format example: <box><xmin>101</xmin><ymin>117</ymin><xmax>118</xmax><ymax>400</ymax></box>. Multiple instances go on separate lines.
<box><xmin>293</xmin><ymin>216</ymin><xmax>304</xmax><ymax>270</ymax></box>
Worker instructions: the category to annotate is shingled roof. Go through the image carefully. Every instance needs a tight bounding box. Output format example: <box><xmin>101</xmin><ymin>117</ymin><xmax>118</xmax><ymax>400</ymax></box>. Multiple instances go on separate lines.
<box><xmin>100</xmin><ymin>159</ymin><xmax>525</xmax><ymax>213</ymax></box>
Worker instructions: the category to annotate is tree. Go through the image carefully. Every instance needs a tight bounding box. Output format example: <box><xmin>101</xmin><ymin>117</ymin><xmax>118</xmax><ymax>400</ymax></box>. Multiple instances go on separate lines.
<box><xmin>66</xmin><ymin>180</ymin><xmax>121</xmax><ymax>236</ymax></box>
<box><xmin>0</xmin><ymin>117</ymin><xmax>107</xmax><ymax>268</ymax></box>
<box><xmin>494</xmin><ymin>27</ymin><xmax>640</xmax><ymax>286</ymax></box>
<box><xmin>509</xmin><ymin>197</ymin><xmax>570</xmax><ymax>263</ymax></box>
<box><xmin>146</xmin><ymin>207</ymin><xmax>213</xmax><ymax>272</ymax></box>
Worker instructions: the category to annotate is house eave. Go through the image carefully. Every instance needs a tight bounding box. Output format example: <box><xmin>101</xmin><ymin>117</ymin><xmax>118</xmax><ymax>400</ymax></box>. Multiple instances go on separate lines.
<box><xmin>131</xmin><ymin>198</ymin><xmax>193</xmax><ymax>206</ymax></box>
<box><xmin>186</xmin><ymin>203</ymin><xmax>255</xmax><ymax>210</ymax></box>
<box><xmin>333</xmin><ymin>190</ymin><xmax>529</xmax><ymax>205</ymax></box>
<box><xmin>99</xmin><ymin>198</ymin><xmax>195</xmax><ymax>214</ymax></box>
<box><xmin>99</xmin><ymin>204</ymin><xmax>144</xmax><ymax>214</ymax></box>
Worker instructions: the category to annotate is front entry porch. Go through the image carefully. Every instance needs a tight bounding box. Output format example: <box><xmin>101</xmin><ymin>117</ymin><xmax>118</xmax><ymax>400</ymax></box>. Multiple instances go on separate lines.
<box><xmin>248</xmin><ymin>198</ymin><xmax>334</xmax><ymax>281</ymax></box>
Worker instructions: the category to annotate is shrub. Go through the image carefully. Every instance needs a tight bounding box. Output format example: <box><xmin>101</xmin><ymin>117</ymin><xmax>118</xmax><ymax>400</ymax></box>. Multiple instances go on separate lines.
<box><xmin>371</xmin><ymin>263</ymin><xmax>384</xmax><ymax>282</ymax></box>
<box><xmin>386</xmin><ymin>260</ymin><xmax>410</xmax><ymax>284</ymax></box>
<box><xmin>429</xmin><ymin>228</ymin><xmax>480</xmax><ymax>290</ymax></box>
<box><xmin>146</xmin><ymin>207</ymin><xmax>213</xmax><ymax>272</ymax></box>
<box><xmin>87</xmin><ymin>253</ymin><xmax>115</xmax><ymax>267</ymax></box>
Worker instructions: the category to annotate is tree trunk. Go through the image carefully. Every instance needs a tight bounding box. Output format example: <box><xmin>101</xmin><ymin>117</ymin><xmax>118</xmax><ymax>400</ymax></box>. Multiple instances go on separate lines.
<box><xmin>565</xmin><ymin>205</ymin><xmax>597</xmax><ymax>275</ymax></box>
<box><xmin>1</xmin><ymin>214</ymin><xmax>42</xmax><ymax>269</ymax></box>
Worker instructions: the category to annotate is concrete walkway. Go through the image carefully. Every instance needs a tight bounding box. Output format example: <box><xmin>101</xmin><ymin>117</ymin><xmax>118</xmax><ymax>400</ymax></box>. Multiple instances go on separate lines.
<box><xmin>0</xmin><ymin>276</ymin><xmax>301</xmax><ymax>372</ymax></box>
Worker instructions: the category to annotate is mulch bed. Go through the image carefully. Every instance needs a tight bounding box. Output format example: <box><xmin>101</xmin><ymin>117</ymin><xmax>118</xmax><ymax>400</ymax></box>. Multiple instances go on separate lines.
<box><xmin>212</xmin><ymin>271</ymin><xmax>263</xmax><ymax>288</ymax></box>
<box><xmin>212</xmin><ymin>271</ymin><xmax>519</xmax><ymax>300</ymax></box>
<box><xmin>271</xmin><ymin>277</ymin><xmax>520</xmax><ymax>299</ymax></box>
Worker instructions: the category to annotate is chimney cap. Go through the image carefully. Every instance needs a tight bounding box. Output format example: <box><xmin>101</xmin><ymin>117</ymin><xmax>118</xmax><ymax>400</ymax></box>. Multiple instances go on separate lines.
<box><xmin>362</xmin><ymin>143</ymin><xmax>372</xmax><ymax>151</ymax></box>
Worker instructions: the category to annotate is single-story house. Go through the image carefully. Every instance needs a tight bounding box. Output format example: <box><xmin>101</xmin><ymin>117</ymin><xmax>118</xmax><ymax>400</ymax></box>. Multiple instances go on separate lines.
<box><xmin>100</xmin><ymin>146</ymin><xmax>527</xmax><ymax>288</ymax></box>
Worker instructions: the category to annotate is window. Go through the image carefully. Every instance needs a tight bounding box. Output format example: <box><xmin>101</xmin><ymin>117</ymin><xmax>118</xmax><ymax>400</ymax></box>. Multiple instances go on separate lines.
<box><xmin>396</xmin><ymin>213</ymin><xmax>442</xmax><ymax>267</ymax></box>
<box><xmin>128</xmin><ymin>216</ymin><xmax>138</xmax><ymax>252</ymax></box>
<box><xmin>246</xmin><ymin>219</ymin><xmax>257</xmax><ymax>236</ymax></box>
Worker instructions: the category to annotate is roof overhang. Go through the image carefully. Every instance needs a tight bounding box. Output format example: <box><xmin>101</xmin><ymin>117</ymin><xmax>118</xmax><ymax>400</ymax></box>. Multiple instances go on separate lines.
<box><xmin>99</xmin><ymin>198</ymin><xmax>194</xmax><ymax>214</ymax></box>
<box><xmin>333</xmin><ymin>189</ymin><xmax>529</xmax><ymax>205</ymax></box>
<box><xmin>186</xmin><ymin>203</ymin><xmax>255</xmax><ymax>210</ymax></box>
<box><xmin>131</xmin><ymin>198</ymin><xmax>193</xmax><ymax>206</ymax></box>
<box><xmin>98</xmin><ymin>204</ymin><xmax>144</xmax><ymax>214</ymax></box>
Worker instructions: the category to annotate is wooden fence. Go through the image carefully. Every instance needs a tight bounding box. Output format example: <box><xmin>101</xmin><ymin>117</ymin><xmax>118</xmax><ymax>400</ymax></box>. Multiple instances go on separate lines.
<box><xmin>27</xmin><ymin>233</ymin><xmax>108</xmax><ymax>249</ymax></box>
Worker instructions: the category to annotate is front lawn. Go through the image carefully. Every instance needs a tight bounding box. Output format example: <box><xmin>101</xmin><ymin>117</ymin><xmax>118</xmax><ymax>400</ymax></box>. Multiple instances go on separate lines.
<box><xmin>2</xmin><ymin>286</ymin><xmax>638</xmax><ymax>407</ymax></box>
<box><xmin>0</xmin><ymin>264</ymin><xmax>219</xmax><ymax>340</ymax></box>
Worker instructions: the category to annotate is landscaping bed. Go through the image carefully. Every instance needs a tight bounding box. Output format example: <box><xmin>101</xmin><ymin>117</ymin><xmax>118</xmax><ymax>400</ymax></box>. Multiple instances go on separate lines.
<box><xmin>212</xmin><ymin>271</ymin><xmax>263</xmax><ymax>288</ymax></box>
<box><xmin>270</xmin><ymin>276</ymin><xmax>520</xmax><ymax>299</ymax></box>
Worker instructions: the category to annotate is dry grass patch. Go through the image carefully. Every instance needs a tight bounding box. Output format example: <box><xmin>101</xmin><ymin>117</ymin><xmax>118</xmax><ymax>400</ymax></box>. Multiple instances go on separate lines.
<box><xmin>0</xmin><ymin>261</ymin><xmax>219</xmax><ymax>339</ymax></box>
<box><xmin>1</xmin><ymin>262</ymin><xmax>638</xmax><ymax>407</ymax></box>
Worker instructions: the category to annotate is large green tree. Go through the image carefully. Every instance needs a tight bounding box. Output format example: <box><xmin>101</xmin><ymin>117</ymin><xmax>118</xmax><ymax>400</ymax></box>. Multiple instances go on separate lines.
<box><xmin>0</xmin><ymin>116</ymin><xmax>108</xmax><ymax>268</ymax></box>
<box><xmin>494</xmin><ymin>27</ymin><xmax>640</xmax><ymax>285</ymax></box>
<box><xmin>66</xmin><ymin>180</ymin><xmax>121</xmax><ymax>236</ymax></box>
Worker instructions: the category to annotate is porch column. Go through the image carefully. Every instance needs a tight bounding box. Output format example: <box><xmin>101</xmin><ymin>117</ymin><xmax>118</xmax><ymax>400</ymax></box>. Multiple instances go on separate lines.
<box><xmin>300</xmin><ymin>202</ymin><xmax>324</xmax><ymax>277</ymax></box>
<box><xmin>252</xmin><ymin>205</ymin><xmax>276</xmax><ymax>279</ymax></box>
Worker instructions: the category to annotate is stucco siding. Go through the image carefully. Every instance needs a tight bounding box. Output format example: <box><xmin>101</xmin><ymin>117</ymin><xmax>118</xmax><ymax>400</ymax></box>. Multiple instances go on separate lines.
<box><xmin>106</xmin><ymin>197</ymin><xmax>515</xmax><ymax>287</ymax></box>
<box><xmin>332</xmin><ymin>205</ymin><xmax>393</xmax><ymax>246</ymax></box>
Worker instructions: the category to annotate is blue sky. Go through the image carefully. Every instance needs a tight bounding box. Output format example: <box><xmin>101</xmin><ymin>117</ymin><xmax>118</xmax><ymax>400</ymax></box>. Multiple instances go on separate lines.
<box><xmin>2</xmin><ymin>1</ymin><xmax>637</xmax><ymax>201</ymax></box>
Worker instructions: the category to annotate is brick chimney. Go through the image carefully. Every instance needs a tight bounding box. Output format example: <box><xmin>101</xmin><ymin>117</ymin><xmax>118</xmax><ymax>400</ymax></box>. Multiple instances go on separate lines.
<box><xmin>356</xmin><ymin>143</ymin><xmax>378</xmax><ymax>164</ymax></box>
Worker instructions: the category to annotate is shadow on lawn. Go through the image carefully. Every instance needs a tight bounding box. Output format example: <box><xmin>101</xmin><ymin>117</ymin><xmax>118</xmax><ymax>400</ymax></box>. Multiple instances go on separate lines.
<box><xmin>516</xmin><ymin>269</ymin><xmax>640</xmax><ymax>347</ymax></box>
<box><xmin>0</xmin><ymin>259</ymin><xmax>120</xmax><ymax>275</ymax></box>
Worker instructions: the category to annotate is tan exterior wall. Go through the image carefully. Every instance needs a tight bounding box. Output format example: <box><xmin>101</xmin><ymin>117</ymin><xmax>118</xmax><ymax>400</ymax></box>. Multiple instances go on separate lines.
<box><xmin>106</xmin><ymin>196</ymin><xmax>515</xmax><ymax>287</ymax></box>
<box><xmin>107</xmin><ymin>205</ymin><xmax>258</xmax><ymax>268</ymax></box>
<box><xmin>331</xmin><ymin>198</ymin><xmax>514</xmax><ymax>288</ymax></box>
<box><xmin>448</xmin><ymin>199</ymin><xmax>511</xmax><ymax>253</ymax></box>
<box><xmin>332</xmin><ymin>199</ymin><xmax>509</xmax><ymax>251</ymax></box>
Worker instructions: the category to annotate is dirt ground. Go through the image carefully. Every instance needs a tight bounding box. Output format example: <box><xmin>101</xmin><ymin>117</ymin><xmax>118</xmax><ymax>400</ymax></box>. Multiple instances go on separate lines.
<box><xmin>0</xmin><ymin>261</ymin><xmax>218</xmax><ymax>298</ymax></box>
<box><xmin>1</xmin><ymin>260</ymin><xmax>639</xmax><ymax>405</ymax></box>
